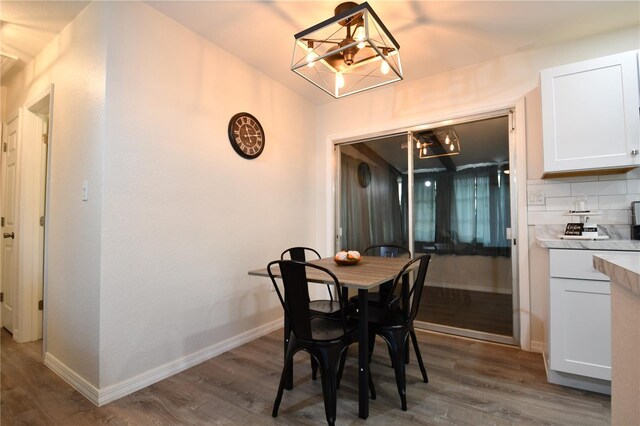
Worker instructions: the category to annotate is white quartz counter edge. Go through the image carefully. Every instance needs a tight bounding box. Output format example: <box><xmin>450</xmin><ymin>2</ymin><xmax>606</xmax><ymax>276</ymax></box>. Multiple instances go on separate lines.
<box><xmin>537</xmin><ymin>238</ymin><xmax>640</xmax><ymax>251</ymax></box>
<box><xmin>593</xmin><ymin>253</ymin><xmax>640</xmax><ymax>296</ymax></box>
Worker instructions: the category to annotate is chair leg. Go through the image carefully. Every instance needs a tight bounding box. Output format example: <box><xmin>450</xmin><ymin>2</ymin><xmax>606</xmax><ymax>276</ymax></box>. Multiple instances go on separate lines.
<box><xmin>410</xmin><ymin>329</ymin><xmax>429</xmax><ymax>383</ymax></box>
<box><xmin>312</xmin><ymin>356</ymin><xmax>319</xmax><ymax>381</ymax></box>
<box><xmin>273</xmin><ymin>345</ymin><xmax>296</xmax><ymax>417</ymax></box>
<box><xmin>405</xmin><ymin>338</ymin><xmax>410</xmax><ymax>365</ymax></box>
<box><xmin>386</xmin><ymin>330</ymin><xmax>408</xmax><ymax>411</ymax></box>
<box><xmin>318</xmin><ymin>351</ymin><xmax>339</xmax><ymax>426</ymax></box>
<box><xmin>387</xmin><ymin>344</ymin><xmax>396</xmax><ymax>368</ymax></box>
<box><xmin>336</xmin><ymin>347</ymin><xmax>347</xmax><ymax>389</ymax></box>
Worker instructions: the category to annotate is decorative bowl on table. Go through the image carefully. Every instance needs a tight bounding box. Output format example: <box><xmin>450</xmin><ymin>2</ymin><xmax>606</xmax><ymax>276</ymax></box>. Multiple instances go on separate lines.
<box><xmin>334</xmin><ymin>250</ymin><xmax>361</xmax><ymax>266</ymax></box>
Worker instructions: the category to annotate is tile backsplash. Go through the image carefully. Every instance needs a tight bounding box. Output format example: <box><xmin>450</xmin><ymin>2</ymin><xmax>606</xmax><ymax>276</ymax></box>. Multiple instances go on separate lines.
<box><xmin>526</xmin><ymin>168</ymin><xmax>640</xmax><ymax>228</ymax></box>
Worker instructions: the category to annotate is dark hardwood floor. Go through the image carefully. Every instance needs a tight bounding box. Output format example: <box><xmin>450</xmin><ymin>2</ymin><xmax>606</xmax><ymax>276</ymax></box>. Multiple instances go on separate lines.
<box><xmin>419</xmin><ymin>287</ymin><xmax>514</xmax><ymax>336</ymax></box>
<box><xmin>1</xmin><ymin>328</ymin><xmax>609</xmax><ymax>425</ymax></box>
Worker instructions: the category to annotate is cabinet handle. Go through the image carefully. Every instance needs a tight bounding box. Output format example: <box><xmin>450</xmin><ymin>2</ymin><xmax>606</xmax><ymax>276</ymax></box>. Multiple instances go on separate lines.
<box><xmin>632</xmin><ymin>149</ymin><xmax>639</xmax><ymax>156</ymax></box>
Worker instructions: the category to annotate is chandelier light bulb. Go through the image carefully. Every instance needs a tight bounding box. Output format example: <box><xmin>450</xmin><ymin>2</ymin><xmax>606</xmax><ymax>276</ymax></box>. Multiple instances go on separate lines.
<box><xmin>336</xmin><ymin>72</ymin><xmax>345</xmax><ymax>89</ymax></box>
<box><xmin>445</xmin><ymin>134</ymin><xmax>450</xmax><ymax>145</ymax></box>
<box><xmin>380</xmin><ymin>60</ymin><xmax>390</xmax><ymax>75</ymax></box>
<box><xmin>422</xmin><ymin>146</ymin><xmax>428</xmax><ymax>156</ymax></box>
<box><xmin>306</xmin><ymin>52</ymin><xmax>318</xmax><ymax>67</ymax></box>
<box><xmin>416</xmin><ymin>141</ymin><xmax>421</xmax><ymax>149</ymax></box>
<box><xmin>449</xmin><ymin>143</ymin><xmax>455</xmax><ymax>152</ymax></box>
<box><xmin>354</xmin><ymin>25</ymin><xmax>366</xmax><ymax>49</ymax></box>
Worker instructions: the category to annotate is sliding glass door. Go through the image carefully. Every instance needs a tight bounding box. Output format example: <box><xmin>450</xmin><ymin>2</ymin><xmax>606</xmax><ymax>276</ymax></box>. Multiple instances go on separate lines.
<box><xmin>336</xmin><ymin>113</ymin><xmax>518</xmax><ymax>345</ymax></box>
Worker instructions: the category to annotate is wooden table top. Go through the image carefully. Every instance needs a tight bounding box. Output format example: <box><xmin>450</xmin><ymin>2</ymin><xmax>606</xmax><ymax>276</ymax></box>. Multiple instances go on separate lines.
<box><xmin>248</xmin><ymin>256</ymin><xmax>414</xmax><ymax>290</ymax></box>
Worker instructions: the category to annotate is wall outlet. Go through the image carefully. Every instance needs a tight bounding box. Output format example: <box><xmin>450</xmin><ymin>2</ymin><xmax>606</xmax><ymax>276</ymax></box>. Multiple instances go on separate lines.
<box><xmin>528</xmin><ymin>190</ymin><xmax>545</xmax><ymax>206</ymax></box>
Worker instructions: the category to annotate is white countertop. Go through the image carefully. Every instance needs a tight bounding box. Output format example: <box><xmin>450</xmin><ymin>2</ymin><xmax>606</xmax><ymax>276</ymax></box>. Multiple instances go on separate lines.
<box><xmin>537</xmin><ymin>238</ymin><xmax>640</xmax><ymax>251</ymax></box>
<box><xmin>593</xmin><ymin>253</ymin><xmax>640</xmax><ymax>296</ymax></box>
<box><xmin>535</xmin><ymin>224</ymin><xmax>640</xmax><ymax>251</ymax></box>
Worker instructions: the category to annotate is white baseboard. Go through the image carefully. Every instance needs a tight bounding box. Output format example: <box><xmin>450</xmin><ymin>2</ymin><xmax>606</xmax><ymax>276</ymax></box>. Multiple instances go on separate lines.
<box><xmin>44</xmin><ymin>353</ymin><xmax>100</xmax><ymax>405</ymax></box>
<box><xmin>529</xmin><ymin>340</ymin><xmax>544</xmax><ymax>353</ymax></box>
<box><xmin>45</xmin><ymin>318</ymin><xmax>282</xmax><ymax>407</ymax></box>
<box><xmin>427</xmin><ymin>281</ymin><xmax>513</xmax><ymax>295</ymax></box>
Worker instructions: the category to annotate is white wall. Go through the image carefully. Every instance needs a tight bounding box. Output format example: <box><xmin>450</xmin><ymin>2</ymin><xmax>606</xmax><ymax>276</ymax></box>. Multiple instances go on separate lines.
<box><xmin>2</xmin><ymin>0</ymin><xmax>317</xmax><ymax>398</ymax></box>
<box><xmin>0</xmin><ymin>87</ymin><xmax>6</xmax><ymax>118</ymax></box>
<box><xmin>316</xmin><ymin>25</ymin><xmax>640</xmax><ymax>348</ymax></box>
<box><xmin>2</xmin><ymin>3</ymin><xmax>108</xmax><ymax>385</ymax></box>
<box><xmin>98</xmin><ymin>2</ymin><xmax>317</xmax><ymax>388</ymax></box>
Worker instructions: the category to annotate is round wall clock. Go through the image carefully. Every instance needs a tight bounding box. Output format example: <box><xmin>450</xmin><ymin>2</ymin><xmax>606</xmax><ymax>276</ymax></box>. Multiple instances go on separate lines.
<box><xmin>228</xmin><ymin>112</ymin><xmax>265</xmax><ymax>159</ymax></box>
<box><xmin>358</xmin><ymin>162</ymin><xmax>371</xmax><ymax>188</ymax></box>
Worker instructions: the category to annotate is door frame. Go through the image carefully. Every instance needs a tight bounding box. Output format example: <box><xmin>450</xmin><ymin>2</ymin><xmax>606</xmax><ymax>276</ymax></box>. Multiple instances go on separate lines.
<box><xmin>326</xmin><ymin>99</ymin><xmax>531</xmax><ymax>350</ymax></box>
<box><xmin>5</xmin><ymin>85</ymin><xmax>54</xmax><ymax>344</ymax></box>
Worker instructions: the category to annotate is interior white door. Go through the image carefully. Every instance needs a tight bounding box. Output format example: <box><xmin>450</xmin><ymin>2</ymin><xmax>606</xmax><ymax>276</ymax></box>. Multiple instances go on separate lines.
<box><xmin>1</xmin><ymin>115</ymin><xmax>20</xmax><ymax>332</ymax></box>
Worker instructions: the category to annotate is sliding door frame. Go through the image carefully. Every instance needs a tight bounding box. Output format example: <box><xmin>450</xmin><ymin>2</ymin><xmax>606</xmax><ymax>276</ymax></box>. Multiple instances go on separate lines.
<box><xmin>329</xmin><ymin>101</ymin><xmax>530</xmax><ymax>350</ymax></box>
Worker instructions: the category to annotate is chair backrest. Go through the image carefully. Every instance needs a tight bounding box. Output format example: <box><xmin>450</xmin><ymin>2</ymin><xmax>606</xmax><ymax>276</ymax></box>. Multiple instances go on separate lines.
<box><xmin>364</xmin><ymin>244</ymin><xmax>410</xmax><ymax>258</ymax></box>
<box><xmin>281</xmin><ymin>247</ymin><xmax>332</xmax><ymax>302</ymax></box>
<box><xmin>281</xmin><ymin>247</ymin><xmax>321</xmax><ymax>261</ymax></box>
<box><xmin>267</xmin><ymin>260</ymin><xmax>348</xmax><ymax>341</ymax></box>
<box><xmin>382</xmin><ymin>254</ymin><xmax>431</xmax><ymax>325</ymax></box>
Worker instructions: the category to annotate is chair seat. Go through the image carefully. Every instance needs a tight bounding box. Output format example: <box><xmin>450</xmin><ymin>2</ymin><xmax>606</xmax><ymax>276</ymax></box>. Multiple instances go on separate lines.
<box><xmin>311</xmin><ymin>299</ymin><xmax>358</xmax><ymax>318</ymax></box>
<box><xmin>309</xmin><ymin>299</ymin><xmax>341</xmax><ymax>315</ymax></box>
<box><xmin>310</xmin><ymin>317</ymin><xmax>358</xmax><ymax>342</ymax></box>
<box><xmin>367</xmin><ymin>306</ymin><xmax>407</xmax><ymax>328</ymax></box>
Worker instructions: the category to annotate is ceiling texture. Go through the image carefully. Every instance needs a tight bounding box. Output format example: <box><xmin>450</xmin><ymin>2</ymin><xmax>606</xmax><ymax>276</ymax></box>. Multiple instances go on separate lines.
<box><xmin>1</xmin><ymin>1</ymin><xmax>638</xmax><ymax>104</ymax></box>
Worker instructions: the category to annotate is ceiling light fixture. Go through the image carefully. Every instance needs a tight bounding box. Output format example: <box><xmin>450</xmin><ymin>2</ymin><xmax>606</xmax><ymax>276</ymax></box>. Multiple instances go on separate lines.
<box><xmin>291</xmin><ymin>2</ymin><xmax>402</xmax><ymax>99</ymax></box>
<box><xmin>415</xmin><ymin>129</ymin><xmax>461</xmax><ymax>160</ymax></box>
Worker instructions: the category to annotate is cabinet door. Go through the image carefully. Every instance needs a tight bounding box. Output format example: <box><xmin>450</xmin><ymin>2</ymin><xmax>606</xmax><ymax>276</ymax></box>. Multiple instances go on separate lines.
<box><xmin>541</xmin><ymin>50</ymin><xmax>640</xmax><ymax>174</ymax></box>
<box><xmin>549</xmin><ymin>278</ymin><xmax>611</xmax><ymax>380</ymax></box>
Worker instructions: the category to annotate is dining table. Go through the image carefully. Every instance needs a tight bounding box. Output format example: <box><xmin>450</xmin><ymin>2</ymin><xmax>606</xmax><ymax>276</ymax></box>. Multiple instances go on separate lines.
<box><xmin>248</xmin><ymin>255</ymin><xmax>416</xmax><ymax>419</ymax></box>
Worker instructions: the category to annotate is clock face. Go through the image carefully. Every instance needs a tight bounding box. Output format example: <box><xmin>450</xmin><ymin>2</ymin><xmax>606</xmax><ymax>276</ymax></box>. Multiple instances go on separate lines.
<box><xmin>228</xmin><ymin>113</ymin><xmax>265</xmax><ymax>159</ymax></box>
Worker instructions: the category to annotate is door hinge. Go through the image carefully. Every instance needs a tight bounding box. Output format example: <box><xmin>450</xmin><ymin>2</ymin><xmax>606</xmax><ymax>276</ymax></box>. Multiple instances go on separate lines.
<box><xmin>38</xmin><ymin>300</ymin><xmax>43</xmax><ymax>311</ymax></box>
<box><xmin>3</xmin><ymin>142</ymin><xmax>6</xmax><ymax>152</ymax></box>
<box><xmin>0</xmin><ymin>292</ymin><xmax>3</xmax><ymax>303</ymax></box>
<box><xmin>513</xmin><ymin>238</ymin><xmax>517</xmax><ymax>246</ymax></box>
<box><xmin>509</xmin><ymin>109</ymin><xmax>515</xmax><ymax>133</ymax></box>
<box><xmin>1</xmin><ymin>217</ymin><xmax>4</xmax><ymax>227</ymax></box>
<box><xmin>39</xmin><ymin>216</ymin><xmax>45</xmax><ymax>227</ymax></box>
<box><xmin>42</xmin><ymin>134</ymin><xmax>48</xmax><ymax>144</ymax></box>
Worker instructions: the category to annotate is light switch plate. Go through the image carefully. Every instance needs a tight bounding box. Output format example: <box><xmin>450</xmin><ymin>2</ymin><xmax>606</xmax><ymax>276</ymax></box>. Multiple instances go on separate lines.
<box><xmin>528</xmin><ymin>190</ymin><xmax>545</xmax><ymax>206</ymax></box>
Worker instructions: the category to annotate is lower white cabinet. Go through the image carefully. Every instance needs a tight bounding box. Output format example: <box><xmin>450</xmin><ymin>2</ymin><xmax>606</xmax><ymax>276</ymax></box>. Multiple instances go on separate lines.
<box><xmin>547</xmin><ymin>249</ymin><xmax>636</xmax><ymax>393</ymax></box>
<box><xmin>549</xmin><ymin>276</ymin><xmax>611</xmax><ymax>380</ymax></box>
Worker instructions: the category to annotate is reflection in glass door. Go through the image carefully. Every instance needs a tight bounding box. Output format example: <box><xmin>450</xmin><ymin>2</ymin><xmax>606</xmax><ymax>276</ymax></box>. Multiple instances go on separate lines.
<box><xmin>411</xmin><ymin>116</ymin><xmax>515</xmax><ymax>343</ymax></box>
<box><xmin>336</xmin><ymin>133</ymin><xmax>409</xmax><ymax>254</ymax></box>
<box><xmin>337</xmin><ymin>114</ymin><xmax>518</xmax><ymax>345</ymax></box>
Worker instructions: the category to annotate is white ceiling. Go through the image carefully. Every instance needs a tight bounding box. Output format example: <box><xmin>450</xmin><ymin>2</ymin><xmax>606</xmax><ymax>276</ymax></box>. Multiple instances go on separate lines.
<box><xmin>0</xmin><ymin>1</ymin><xmax>90</xmax><ymax>78</ymax></box>
<box><xmin>1</xmin><ymin>1</ymin><xmax>638</xmax><ymax>104</ymax></box>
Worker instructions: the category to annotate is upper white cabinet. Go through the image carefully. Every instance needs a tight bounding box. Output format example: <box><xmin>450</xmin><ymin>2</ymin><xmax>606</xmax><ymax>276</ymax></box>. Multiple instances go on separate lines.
<box><xmin>541</xmin><ymin>50</ymin><xmax>640</xmax><ymax>176</ymax></box>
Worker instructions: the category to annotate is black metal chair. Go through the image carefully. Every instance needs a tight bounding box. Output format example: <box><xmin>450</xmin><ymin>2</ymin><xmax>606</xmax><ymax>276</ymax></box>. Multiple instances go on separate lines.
<box><xmin>368</xmin><ymin>254</ymin><xmax>431</xmax><ymax>411</ymax></box>
<box><xmin>350</xmin><ymin>244</ymin><xmax>411</xmax><ymax>308</ymax></box>
<box><xmin>364</xmin><ymin>244</ymin><xmax>411</xmax><ymax>259</ymax></box>
<box><xmin>281</xmin><ymin>247</ymin><xmax>340</xmax><ymax>317</ymax></box>
<box><xmin>268</xmin><ymin>260</ymin><xmax>359</xmax><ymax>426</ymax></box>
<box><xmin>282</xmin><ymin>247</ymin><xmax>358</xmax><ymax>381</ymax></box>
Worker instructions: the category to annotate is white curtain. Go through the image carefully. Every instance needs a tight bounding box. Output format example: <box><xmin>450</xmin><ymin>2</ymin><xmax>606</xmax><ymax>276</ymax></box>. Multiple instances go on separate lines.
<box><xmin>414</xmin><ymin>166</ymin><xmax>510</xmax><ymax>252</ymax></box>
<box><xmin>452</xmin><ymin>173</ymin><xmax>476</xmax><ymax>243</ymax></box>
